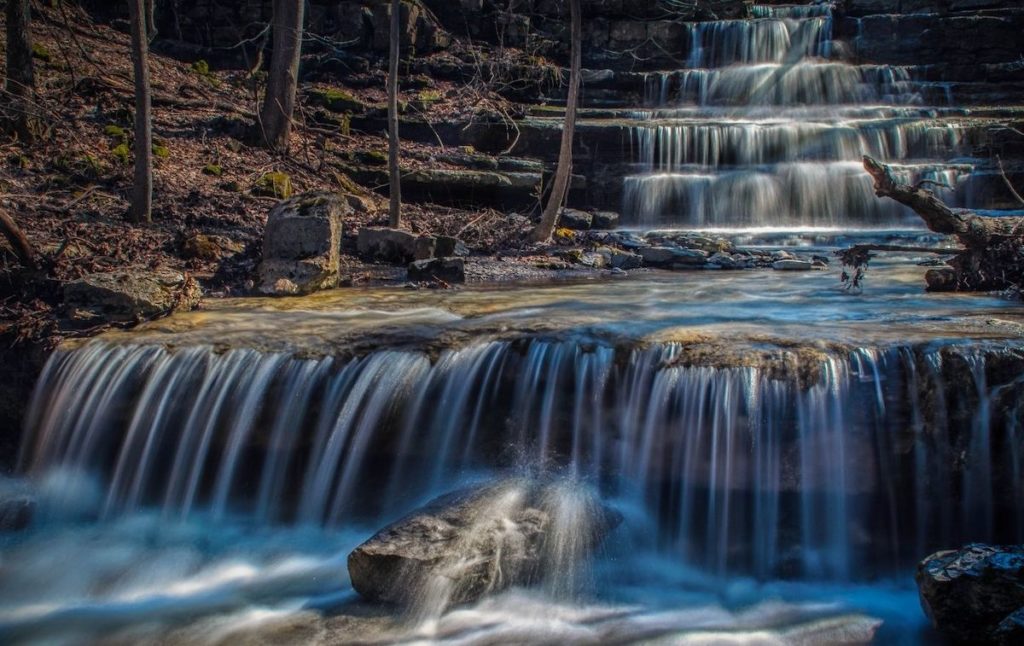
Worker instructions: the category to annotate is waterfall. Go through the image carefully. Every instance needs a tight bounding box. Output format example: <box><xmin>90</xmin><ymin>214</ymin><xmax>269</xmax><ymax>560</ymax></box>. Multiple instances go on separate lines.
<box><xmin>623</xmin><ymin>3</ymin><xmax>972</xmax><ymax>228</ymax></box>
<box><xmin>21</xmin><ymin>339</ymin><xmax>1024</xmax><ymax>582</ymax></box>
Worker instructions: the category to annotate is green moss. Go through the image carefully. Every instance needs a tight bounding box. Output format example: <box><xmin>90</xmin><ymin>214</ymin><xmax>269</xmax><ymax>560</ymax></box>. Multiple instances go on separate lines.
<box><xmin>202</xmin><ymin>163</ymin><xmax>223</xmax><ymax>177</ymax></box>
<box><xmin>253</xmin><ymin>172</ymin><xmax>292</xmax><ymax>199</ymax></box>
<box><xmin>104</xmin><ymin>124</ymin><xmax>127</xmax><ymax>140</ymax></box>
<box><xmin>355</xmin><ymin>150</ymin><xmax>387</xmax><ymax>166</ymax></box>
<box><xmin>31</xmin><ymin>43</ymin><xmax>51</xmax><ymax>62</ymax></box>
<box><xmin>417</xmin><ymin>90</ymin><xmax>443</xmax><ymax>104</ymax></box>
<box><xmin>152</xmin><ymin>144</ymin><xmax>170</xmax><ymax>159</ymax></box>
<box><xmin>111</xmin><ymin>143</ymin><xmax>131</xmax><ymax>165</ymax></box>
<box><xmin>190</xmin><ymin>59</ymin><xmax>220</xmax><ymax>86</ymax></box>
<box><xmin>339</xmin><ymin>112</ymin><xmax>351</xmax><ymax>137</ymax></box>
<box><xmin>297</xmin><ymin>194</ymin><xmax>329</xmax><ymax>214</ymax></box>
<box><xmin>310</xmin><ymin>87</ymin><xmax>366</xmax><ymax>114</ymax></box>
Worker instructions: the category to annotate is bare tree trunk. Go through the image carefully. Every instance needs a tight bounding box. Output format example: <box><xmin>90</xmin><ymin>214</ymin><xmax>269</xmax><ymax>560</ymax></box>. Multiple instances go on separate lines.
<box><xmin>128</xmin><ymin>0</ymin><xmax>153</xmax><ymax>223</ymax></box>
<box><xmin>145</xmin><ymin>0</ymin><xmax>158</xmax><ymax>42</ymax></box>
<box><xmin>3</xmin><ymin>0</ymin><xmax>35</xmax><ymax>142</ymax></box>
<box><xmin>0</xmin><ymin>208</ymin><xmax>39</xmax><ymax>271</ymax></box>
<box><xmin>863</xmin><ymin>155</ymin><xmax>1024</xmax><ymax>291</ymax></box>
<box><xmin>387</xmin><ymin>0</ymin><xmax>402</xmax><ymax>229</ymax></box>
<box><xmin>258</xmin><ymin>0</ymin><xmax>305</xmax><ymax>151</ymax></box>
<box><xmin>530</xmin><ymin>0</ymin><xmax>581</xmax><ymax>243</ymax></box>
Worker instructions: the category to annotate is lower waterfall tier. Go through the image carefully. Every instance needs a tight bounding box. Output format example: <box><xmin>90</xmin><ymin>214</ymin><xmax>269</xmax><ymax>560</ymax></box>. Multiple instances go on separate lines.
<box><xmin>22</xmin><ymin>336</ymin><xmax>1024</xmax><ymax>582</ymax></box>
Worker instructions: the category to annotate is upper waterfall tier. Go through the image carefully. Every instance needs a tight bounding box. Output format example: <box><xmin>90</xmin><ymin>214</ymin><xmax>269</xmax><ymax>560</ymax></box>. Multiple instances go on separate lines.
<box><xmin>643</xmin><ymin>63</ymin><xmax>920</xmax><ymax>107</ymax></box>
<box><xmin>684</xmin><ymin>16</ymin><xmax>832</xmax><ymax>67</ymax></box>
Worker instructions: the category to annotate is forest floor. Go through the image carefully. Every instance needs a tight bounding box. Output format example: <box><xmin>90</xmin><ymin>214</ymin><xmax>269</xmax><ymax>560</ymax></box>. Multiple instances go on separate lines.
<box><xmin>0</xmin><ymin>3</ymin><xmax>589</xmax><ymax>352</ymax></box>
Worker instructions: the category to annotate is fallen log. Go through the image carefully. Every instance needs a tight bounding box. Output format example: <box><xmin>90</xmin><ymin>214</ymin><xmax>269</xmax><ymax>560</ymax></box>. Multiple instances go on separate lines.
<box><xmin>861</xmin><ymin>156</ymin><xmax>1024</xmax><ymax>292</ymax></box>
<box><xmin>0</xmin><ymin>208</ymin><xmax>40</xmax><ymax>271</ymax></box>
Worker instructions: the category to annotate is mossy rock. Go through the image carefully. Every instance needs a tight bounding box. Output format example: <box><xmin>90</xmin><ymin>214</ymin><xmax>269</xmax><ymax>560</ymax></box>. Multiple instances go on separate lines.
<box><xmin>152</xmin><ymin>144</ymin><xmax>170</xmax><ymax>159</ymax></box>
<box><xmin>191</xmin><ymin>59</ymin><xmax>211</xmax><ymax>76</ymax></box>
<box><xmin>31</xmin><ymin>43</ymin><xmax>51</xmax><ymax>62</ymax></box>
<box><xmin>103</xmin><ymin>124</ymin><xmax>127</xmax><ymax>140</ymax></box>
<box><xmin>309</xmin><ymin>87</ymin><xmax>366</xmax><ymax>114</ymax></box>
<box><xmin>111</xmin><ymin>143</ymin><xmax>131</xmax><ymax>165</ymax></box>
<box><xmin>401</xmin><ymin>74</ymin><xmax>433</xmax><ymax>91</ymax></box>
<box><xmin>202</xmin><ymin>164</ymin><xmax>223</xmax><ymax>177</ymax></box>
<box><xmin>253</xmin><ymin>172</ymin><xmax>292</xmax><ymax>199</ymax></box>
<box><xmin>332</xmin><ymin>171</ymin><xmax>367</xmax><ymax>196</ymax></box>
<box><xmin>355</xmin><ymin>150</ymin><xmax>387</xmax><ymax>166</ymax></box>
<box><xmin>417</xmin><ymin>90</ymin><xmax>443</xmax><ymax>104</ymax></box>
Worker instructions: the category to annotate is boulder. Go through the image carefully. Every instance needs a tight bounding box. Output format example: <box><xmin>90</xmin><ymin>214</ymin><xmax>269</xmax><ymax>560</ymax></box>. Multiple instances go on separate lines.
<box><xmin>559</xmin><ymin>208</ymin><xmax>593</xmax><ymax>231</ymax></box>
<box><xmin>607</xmin><ymin>248</ymin><xmax>642</xmax><ymax>270</ymax></box>
<box><xmin>435</xmin><ymin>235</ymin><xmax>470</xmax><ymax>257</ymax></box>
<box><xmin>358</xmin><ymin>227</ymin><xmax>436</xmax><ymax>264</ymax></box>
<box><xmin>639</xmin><ymin>246</ymin><xmax>679</xmax><ymax>266</ymax></box>
<box><xmin>916</xmin><ymin>544</ymin><xmax>1024</xmax><ymax>644</ymax></box>
<box><xmin>181</xmin><ymin>233</ymin><xmax>244</xmax><ymax>261</ymax></box>
<box><xmin>592</xmin><ymin>211</ymin><xmax>620</xmax><ymax>229</ymax></box>
<box><xmin>258</xmin><ymin>192</ymin><xmax>348</xmax><ymax>295</ymax></box>
<box><xmin>348</xmin><ymin>481</ymin><xmax>620</xmax><ymax>607</ymax></box>
<box><xmin>65</xmin><ymin>269</ymin><xmax>202</xmax><ymax>322</ymax></box>
<box><xmin>408</xmin><ymin>257</ymin><xmax>466</xmax><ymax>283</ymax></box>
<box><xmin>926</xmin><ymin>266</ymin><xmax>958</xmax><ymax>291</ymax></box>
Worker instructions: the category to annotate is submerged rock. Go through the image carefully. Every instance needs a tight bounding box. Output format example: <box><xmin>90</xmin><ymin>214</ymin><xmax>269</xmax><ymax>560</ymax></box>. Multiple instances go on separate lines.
<box><xmin>258</xmin><ymin>191</ymin><xmax>348</xmax><ymax>295</ymax></box>
<box><xmin>773</xmin><ymin>259</ymin><xmax>815</xmax><ymax>271</ymax></box>
<box><xmin>348</xmin><ymin>481</ymin><xmax>620</xmax><ymax>608</ymax></box>
<box><xmin>916</xmin><ymin>544</ymin><xmax>1024</xmax><ymax>644</ymax></box>
<box><xmin>65</xmin><ymin>269</ymin><xmax>202</xmax><ymax>321</ymax></box>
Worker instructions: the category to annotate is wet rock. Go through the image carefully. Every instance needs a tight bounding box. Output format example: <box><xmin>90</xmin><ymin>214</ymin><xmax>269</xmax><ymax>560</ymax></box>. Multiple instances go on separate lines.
<box><xmin>348</xmin><ymin>481</ymin><xmax>620</xmax><ymax>607</ymax></box>
<box><xmin>435</xmin><ymin>235</ymin><xmax>470</xmax><ymax>257</ymax></box>
<box><xmin>926</xmin><ymin>266</ymin><xmax>958</xmax><ymax>291</ymax></box>
<box><xmin>670</xmin><ymin>248</ymin><xmax>710</xmax><ymax>267</ymax></box>
<box><xmin>0</xmin><ymin>482</ymin><xmax>34</xmax><ymax>532</ymax></box>
<box><xmin>592</xmin><ymin>211</ymin><xmax>620</xmax><ymax>229</ymax></box>
<box><xmin>916</xmin><ymin>544</ymin><xmax>1024</xmax><ymax>644</ymax></box>
<box><xmin>708</xmin><ymin>252</ymin><xmax>745</xmax><ymax>269</ymax></box>
<box><xmin>773</xmin><ymin>259</ymin><xmax>814</xmax><ymax>271</ymax></box>
<box><xmin>995</xmin><ymin>608</ymin><xmax>1024</xmax><ymax>643</ymax></box>
<box><xmin>639</xmin><ymin>245</ymin><xmax>702</xmax><ymax>267</ymax></box>
<box><xmin>408</xmin><ymin>257</ymin><xmax>465</xmax><ymax>283</ymax></box>
<box><xmin>358</xmin><ymin>227</ymin><xmax>436</xmax><ymax>264</ymax></box>
<box><xmin>559</xmin><ymin>208</ymin><xmax>593</xmax><ymax>231</ymax></box>
<box><xmin>600</xmin><ymin>247</ymin><xmax>642</xmax><ymax>270</ymax></box>
<box><xmin>65</xmin><ymin>269</ymin><xmax>202</xmax><ymax>321</ymax></box>
<box><xmin>258</xmin><ymin>192</ymin><xmax>348</xmax><ymax>295</ymax></box>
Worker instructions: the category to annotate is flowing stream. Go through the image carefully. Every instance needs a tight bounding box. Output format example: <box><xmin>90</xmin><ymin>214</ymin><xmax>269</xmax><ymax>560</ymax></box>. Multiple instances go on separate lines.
<box><xmin>3</xmin><ymin>2</ymin><xmax>1024</xmax><ymax>644</ymax></box>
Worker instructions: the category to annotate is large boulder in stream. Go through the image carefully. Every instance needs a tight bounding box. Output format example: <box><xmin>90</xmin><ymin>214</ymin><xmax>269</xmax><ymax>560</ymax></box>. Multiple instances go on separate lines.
<box><xmin>348</xmin><ymin>481</ymin><xmax>620</xmax><ymax>607</ymax></box>
<box><xmin>64</xmin><ymin>268</ymin><xmax>201</xmax><ymax>322</ymax></box>
<box><xmin>257</xmin><ymin>191</ymin><xmax>348</xmax><ymax>295</ymax></box>
<box><xmin>916</xmin><ymin>544</ymin><xmax>1024</xmax><ymax>644</ymax></box>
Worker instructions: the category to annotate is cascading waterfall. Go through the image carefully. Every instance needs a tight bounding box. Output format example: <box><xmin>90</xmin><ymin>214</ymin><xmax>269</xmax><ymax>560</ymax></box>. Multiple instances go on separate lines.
<box><xmin>21</xmin><ymin>339</ymin><xmax>1024</xmax><ymax>583</ymax></box>
<box><xmin>623</xmin><ymin>2</ymin><xmax>974</xmax><ymax>227</ymax></box>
